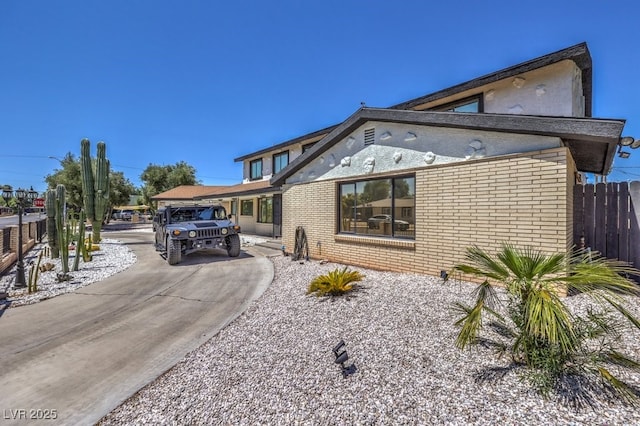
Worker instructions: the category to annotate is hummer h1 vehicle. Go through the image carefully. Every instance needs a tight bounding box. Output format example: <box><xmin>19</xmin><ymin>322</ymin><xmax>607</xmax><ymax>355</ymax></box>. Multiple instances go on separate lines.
<box><xmin>154</xmin><ymin>204</ymin><xmax>241</xmax><ymax>265</ymax></box>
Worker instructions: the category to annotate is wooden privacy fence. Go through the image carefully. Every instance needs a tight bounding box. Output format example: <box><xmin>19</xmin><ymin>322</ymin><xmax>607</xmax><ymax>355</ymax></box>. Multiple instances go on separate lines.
<box><xmin>573</xmin><ymin>181</ymin><xmax>640</xmax><ymax>270</ymax></box>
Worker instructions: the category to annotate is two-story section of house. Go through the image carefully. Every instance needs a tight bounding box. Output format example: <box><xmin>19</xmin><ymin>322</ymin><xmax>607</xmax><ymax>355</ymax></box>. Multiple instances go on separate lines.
<box><xmin>230</xmin><ymin>42</ymin><xmax>628</xmax><ymax>277</ymax></box>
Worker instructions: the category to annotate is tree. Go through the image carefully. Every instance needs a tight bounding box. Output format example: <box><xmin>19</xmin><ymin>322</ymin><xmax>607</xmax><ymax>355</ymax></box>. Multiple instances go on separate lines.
<box><xmin>453</xmin><ymin>244</ymin><xmax>640</xmax><ymax>405</ymax></box>
<box><xmin>45</xmin><ymin>153</ymin><xmax>83</xmax><ymax>211</ymax></box>
<box><xmin>140</xmin><ymin>161</ymin><xmax>199</xmax><ymax>206</ymax></box>
<box><xmin>360</xmin><ymin>179</ymin><xmax>390</xmax><ymax>204</ymax></box>
<box><xmin>108</xmin><ymin>171</ymin><xmax>136</xmax><ymax>208</ymax></box>
<box><xmin>45</xmin><ymin>152</ymin><xmax>138</xmax><ymax>217</ymax></box>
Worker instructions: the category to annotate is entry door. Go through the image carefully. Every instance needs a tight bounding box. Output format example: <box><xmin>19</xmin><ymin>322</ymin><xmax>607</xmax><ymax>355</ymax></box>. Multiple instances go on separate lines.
<box><xmin>273</xmin><ymin>193</ymin><xmax>282</xmax><ymax>238</ymax></box>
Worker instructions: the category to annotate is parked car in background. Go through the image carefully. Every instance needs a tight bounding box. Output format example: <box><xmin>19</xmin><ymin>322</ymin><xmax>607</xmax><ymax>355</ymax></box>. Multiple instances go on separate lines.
<box><xmin>112</xmin><ymin>209</ymin><xmax>122</xmax><ymax>220</ymax></box>
<box><xmin>120</xmin><ymin>210</ymin><xmax>134</xmax><ymax>221</ymax></box>
<box><xmin>367</xmin><ymin>214</ymin><xmax>410</xmax><ymax>231</ymax></box>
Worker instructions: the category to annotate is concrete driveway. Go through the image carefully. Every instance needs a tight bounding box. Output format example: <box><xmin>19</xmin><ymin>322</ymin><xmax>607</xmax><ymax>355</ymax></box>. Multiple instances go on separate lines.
<box><xmin>0</xmin><ymin>230</ymin><xmax>275</xmax><ymax>425</ymax></box>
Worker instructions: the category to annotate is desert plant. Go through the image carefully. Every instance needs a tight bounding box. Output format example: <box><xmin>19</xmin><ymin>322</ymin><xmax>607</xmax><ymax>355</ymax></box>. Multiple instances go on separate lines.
<box><xmin>27</xmin><ymin>250</ymin><xmax>44</xmax><ymax>293</ymax></box>
<box><xmin>39</xmin><ymin>262</ymin><xmax>55</xmax><ymax>272</ymax></box>
<box><xmin>453</xmin><ymin>244</ymin><xmax>640</xmax><ymax>404</ymax></box>
<box><xmin>45</xmin><ymin>189</ymin><xmax>59</xmax><ymax>258</ymax></box>
<box><xmin>54</xmin><ymin>184</ymin><xmax>71</xmax><ymax>274</ymax></box>
<box><xmin>72</xmin><ymin>209</ymin><xmax>87</xmax><ymax>271</ymax></box>
<box><xmin>307</xmin><ymin>266</ymin><xmax>364</xmax><ymax>297</ymax></box>
<box><xmin>80</xmin><ymin>138</ymin><xmax>110</xmax><ymax>243</ymax></box>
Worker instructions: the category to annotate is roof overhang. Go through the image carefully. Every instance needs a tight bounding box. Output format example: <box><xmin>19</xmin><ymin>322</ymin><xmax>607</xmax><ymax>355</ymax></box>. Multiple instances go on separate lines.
<box><xmin>270</xmin><ymin>108</ymin><xmax>624</xmax><ymax>186</ymax></box>
<box><xmin>241</xmin><ymin>43</ymin><xmax>593</xmax><ymax>162</ymax></box>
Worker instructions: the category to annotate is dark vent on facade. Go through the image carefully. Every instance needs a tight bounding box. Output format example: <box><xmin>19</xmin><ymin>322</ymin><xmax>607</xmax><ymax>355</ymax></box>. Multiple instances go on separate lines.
<box><xmin>364</xmin><ymin>128</ymin><xmax>375</xmax><ymax>145</ymax></box>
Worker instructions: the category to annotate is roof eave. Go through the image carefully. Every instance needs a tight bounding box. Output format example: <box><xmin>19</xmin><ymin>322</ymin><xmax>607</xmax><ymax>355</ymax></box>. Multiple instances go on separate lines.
<box><xmin>271</xmin><ymin>108</ymin><xmax>623</xmax><ymax>186</ymax></box>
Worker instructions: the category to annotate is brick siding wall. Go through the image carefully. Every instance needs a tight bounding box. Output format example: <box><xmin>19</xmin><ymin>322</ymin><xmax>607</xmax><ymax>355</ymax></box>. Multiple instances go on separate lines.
<box><xmin>281</xmin><ymin>147</ymin><xmax>574</xmax><ymax>279</ymax></box>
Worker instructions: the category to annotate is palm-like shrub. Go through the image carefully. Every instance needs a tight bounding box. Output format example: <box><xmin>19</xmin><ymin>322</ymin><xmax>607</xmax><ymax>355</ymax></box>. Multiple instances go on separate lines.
<box><xmin>307</xmin><ymin>266</ymin><xmax>364</xmax><ymax>297</ymax></box>
<box><xmin>453</xmin><ymin>244</ymin><xmax>640</xmax><ymax>403</ymax></box>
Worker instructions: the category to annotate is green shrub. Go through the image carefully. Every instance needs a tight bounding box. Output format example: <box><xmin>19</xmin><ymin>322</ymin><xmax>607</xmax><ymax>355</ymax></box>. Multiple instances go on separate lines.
<box><xmin>307</xmin><ymin>266</ymin><xmax>364</xmax><ymax>297</ymax></box>
<box><xmin>453</xmin><ymin>244</ymin><xmax>640</xmax><ymax>404</ymax></box>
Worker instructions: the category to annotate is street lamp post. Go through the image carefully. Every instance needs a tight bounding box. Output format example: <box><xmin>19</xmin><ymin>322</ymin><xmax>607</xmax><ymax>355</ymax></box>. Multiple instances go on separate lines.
<box><xmin>1</xmin><ymin>185</ymin><xmax>38</xmax><ymax>288</ymax></box>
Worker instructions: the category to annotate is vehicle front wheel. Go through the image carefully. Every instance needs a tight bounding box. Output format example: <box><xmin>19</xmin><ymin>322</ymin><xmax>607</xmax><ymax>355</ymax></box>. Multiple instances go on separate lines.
<box><xmin>226</xmin><ymin>234</ymin><xmax>241</xmax><ymax>257</ymax></box>
<box><xmin>167</xmin><ymin>237</ymin><xmax>182</xmax><ymax>265</ymax></box>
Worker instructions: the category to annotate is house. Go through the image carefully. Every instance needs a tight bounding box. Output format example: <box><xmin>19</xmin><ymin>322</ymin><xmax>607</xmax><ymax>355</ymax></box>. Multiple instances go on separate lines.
<box><xmin>154</xmin><ymin>42</ymin><xmax>632</xmax><ymax>278</ymax></box>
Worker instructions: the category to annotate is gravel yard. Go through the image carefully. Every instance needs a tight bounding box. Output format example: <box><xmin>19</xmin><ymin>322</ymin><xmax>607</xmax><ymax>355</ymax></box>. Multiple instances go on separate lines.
<box><xmin>100</xmin><ymin>255</ymin><xmax>640</xmax><ymax>425</ymax></box>
<box><xmin>3</xmin><ymin>233</ymin><xmax>639</xmax><ymax>424</ymax></box>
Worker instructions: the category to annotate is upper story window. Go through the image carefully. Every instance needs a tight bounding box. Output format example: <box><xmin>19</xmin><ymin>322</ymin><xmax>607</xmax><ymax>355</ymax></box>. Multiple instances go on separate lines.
<box><xmin>431</xmin><ymin>95</ymin><xmax>483</xmax><ymax>113</ymax></box>
<box><xmin>250</xmin><ymin>159</ymin><xmax>263</xmax><ymax>180</ymax></box>
<box><xmin>272</xmin><ymin>151</ymin><xmax>289</xmax><ymax>174</ymax></box>
<box><xmin>302</xmin><ymin>143</ymin><xmax>316</xmax><ymax>153</ymax></box>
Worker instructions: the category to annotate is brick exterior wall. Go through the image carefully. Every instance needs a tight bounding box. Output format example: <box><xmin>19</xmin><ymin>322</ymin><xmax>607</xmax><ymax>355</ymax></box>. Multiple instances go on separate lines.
<box><xmin>281</xmin><ymin>147</ymin><xmax>575</xmax><ymax>279</ymax></box>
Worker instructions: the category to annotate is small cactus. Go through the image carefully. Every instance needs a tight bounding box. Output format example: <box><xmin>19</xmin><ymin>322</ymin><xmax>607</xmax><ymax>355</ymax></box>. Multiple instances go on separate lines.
<box><xmin>28</xmin><ymin>251</ymin><xmax>44</xmax><ymax>293</ymax></box>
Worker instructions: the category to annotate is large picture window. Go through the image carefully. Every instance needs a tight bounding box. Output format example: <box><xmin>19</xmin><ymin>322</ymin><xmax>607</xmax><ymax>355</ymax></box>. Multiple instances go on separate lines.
<box><xmin>250</xmin><ymin>159</ymin><xmax>263</xmax><ymax>180</ymax></box>
<box><xmin>272</xmin><ymin>151</ymin><xmax>289</xmax><ymax>174</ymax></box>
<box><xmin>339</xmin><ymin>175</ymin><xmax>415</xmax><ymax>239</ymax></box>
<box><xmin>241</xmin><ymin>200</ymin><xmax>253</xmax><ymax>216</ymax></box>
<box><xmin>257</xmin><ymin>197</ymin><xmax>273</xmax><ymax>223</ymax></box>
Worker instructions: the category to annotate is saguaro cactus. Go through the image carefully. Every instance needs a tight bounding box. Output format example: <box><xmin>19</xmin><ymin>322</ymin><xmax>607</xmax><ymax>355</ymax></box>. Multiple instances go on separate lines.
<box><xmin>80</xmin><ymin>138</ymin><xmax>110</xmax><ymax>243</ymax></box>
<box><xmin>45</xmin><ymin>189</ymin><xmax>59</xmax><ymax>258</ymax></box>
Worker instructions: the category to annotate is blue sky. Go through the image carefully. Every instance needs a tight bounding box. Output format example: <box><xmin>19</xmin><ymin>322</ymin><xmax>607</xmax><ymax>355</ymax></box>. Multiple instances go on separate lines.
<box><xmin>1</xmin><ymin>1</ymin><xmax>639</xmax><ymax>193</ymax></box>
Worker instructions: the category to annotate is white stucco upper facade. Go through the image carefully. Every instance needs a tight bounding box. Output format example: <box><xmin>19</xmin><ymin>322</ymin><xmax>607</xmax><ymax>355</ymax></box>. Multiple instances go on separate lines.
<box><xmin>481</xmin><ymin>60</ymin><xmax>584</xmax><ymax>117</ymax></box>
<box><xmin>283</xmin><ymin>121</ymin><xmax>562</xmax><ymax>185</ymax></box>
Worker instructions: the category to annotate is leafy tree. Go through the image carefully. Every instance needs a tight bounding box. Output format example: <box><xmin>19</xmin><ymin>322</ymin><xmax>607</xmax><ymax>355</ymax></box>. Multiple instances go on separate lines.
<box><xmin>140</xmin><ymin>161</ymin><xmax>200</xmax><ymax>206</ymax></box>
<box><xmin>453</xmin><ymin>244</ymin><xmax>640</xmax><ymax>405</ymax></box>
<box><xmin>45</xmin><ymin>152</ymin><xmax>138</xmax><ymax>216</ymax></box>
<box><xmin>360</xmin><ymin>179</ymin><xmax>390</xmax><ymax>204</ymax></box>
<box><xmin>45</xmin><ymin>153</ymin><xmax>83</xmax><ymax>210</ymax></box>
<box><xmin>394</xmin><ymin>178</ymin><xmax>412</xmax><ymax>199</ymax></box>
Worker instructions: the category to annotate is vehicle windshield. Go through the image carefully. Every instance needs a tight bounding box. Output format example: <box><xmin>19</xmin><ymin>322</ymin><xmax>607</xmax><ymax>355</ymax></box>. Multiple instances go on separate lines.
<box><xmin>198</xmin><ymin>207</ymin><xmax>226</xmax><ymax>220</ymax></box>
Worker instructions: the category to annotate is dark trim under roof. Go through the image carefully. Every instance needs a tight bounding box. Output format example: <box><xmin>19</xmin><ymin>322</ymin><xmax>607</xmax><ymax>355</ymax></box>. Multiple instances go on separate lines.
<box><xmin>270</xmin><ymin>107</ymin><xmax>624</xmax><ymax>186</ymax></box>
<box><xmin>240</xmin><ymin>43</ymin><xmax>593</xmax><ymax>163</ymax></box>
<box><xmin>234</xmin><ymin>125</ymin><xmax>335</xmax><ymax>163</ymax></box>
<box><xmin>193</xmin><ymin>185</ymin><xmax>281</xmax><ymax>200</ymax></box>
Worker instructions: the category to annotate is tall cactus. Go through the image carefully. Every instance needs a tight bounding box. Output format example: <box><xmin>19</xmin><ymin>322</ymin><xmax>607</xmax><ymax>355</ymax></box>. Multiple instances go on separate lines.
<box><xmin>55</xmin><ymin>184</ymin><xmax>70</xmax><ymax>274</ymax></box>
<box><xmin>80</xmin><ymin>138</ymin><xmax>110</xmax><ymax>243</ymax></box>
<box><xmin>45</xmin><ymin>189</ymin><xmax>59</xmax><ymax>258</ymax></box>
<box><xmin>72</xmin><ymin>209</ymin><xmax>87</xmax><ymax>271</ymax></box>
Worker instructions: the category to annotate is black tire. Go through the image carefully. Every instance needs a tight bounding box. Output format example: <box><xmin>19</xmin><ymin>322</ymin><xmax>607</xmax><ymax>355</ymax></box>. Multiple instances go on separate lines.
<box><xmin>226</xmin><ymin>234</ymin><xmax>241</xmax><ymax>257</ymax></box>
<box><xmin>167</xmin><ymin>237</ymin><xmax>182</xmax><ymax>265</ymax></box>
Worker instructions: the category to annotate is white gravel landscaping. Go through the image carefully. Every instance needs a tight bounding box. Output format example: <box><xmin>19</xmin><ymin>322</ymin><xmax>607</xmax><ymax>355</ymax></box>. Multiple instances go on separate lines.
<box><xmin>3</xmin><ymin>233</ymin><xmax>639</xmax><ymax>424</ymax></box>
<box><xmin>99</xmin><ymin>255</ymin><xmax>640</xmax><ymax>425</ymax></box>
<box><xmin>0</xmin><ymin>238</ymin><xmax>137</xmax><ymax>308</ymax></box>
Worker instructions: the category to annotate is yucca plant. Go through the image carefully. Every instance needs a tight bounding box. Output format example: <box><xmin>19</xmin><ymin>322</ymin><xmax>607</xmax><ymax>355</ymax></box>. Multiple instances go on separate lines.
<box><xmin>307</xmin><ymin>266</ymin><xmax>365</xmax><ymax>297</ymax></box>
<box><xmin>453</xmin><ymin>244</ymin><xmax>640</xmax><ymax>404</ymax></box>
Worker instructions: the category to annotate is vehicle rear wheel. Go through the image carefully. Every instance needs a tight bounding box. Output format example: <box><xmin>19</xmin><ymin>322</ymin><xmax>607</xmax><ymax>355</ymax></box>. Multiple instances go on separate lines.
<box><xmin>167</xmin><ymin>237</ymin><xmax>182</xmax><ymax>265</ymax></box>
<box><xmin>226</xmin><ymin>234</ymin><xmax>240</xmax><ymax>257</ymax></box>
